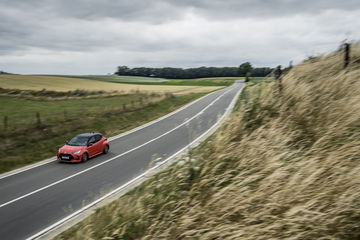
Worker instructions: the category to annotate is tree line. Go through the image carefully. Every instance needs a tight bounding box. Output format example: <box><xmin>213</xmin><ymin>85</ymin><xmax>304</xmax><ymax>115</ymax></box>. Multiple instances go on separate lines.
<box><xmin>115</xmin><ymin>62</ymin><xmax>272</xmax><ymax>79</ymax></box>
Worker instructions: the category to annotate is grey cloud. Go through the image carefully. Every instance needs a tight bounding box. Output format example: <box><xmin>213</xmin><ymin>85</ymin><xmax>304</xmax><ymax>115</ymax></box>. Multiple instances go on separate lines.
<box><xmin>1</xmin><ymin>0</ymin><xmax>186</xmax><ymax>22</ymax></box>
<box><xmin>169</xmin><ymin>0</ymin><xmax>360</xmax><ymax>19</ymax></box>
<box><xmin>0</xmin><ymin>0</ymin><xmax>359</xmax><ymax>74</ymax></box>
<box><xmin>3</xmin><ymin>0</ymin><xmax>359</xmax><ymax>22</ymax></box>
<box><xmin>0</xmin><ymin>0</ymin><xmax>188</xmax><ymax>54</ymax></box>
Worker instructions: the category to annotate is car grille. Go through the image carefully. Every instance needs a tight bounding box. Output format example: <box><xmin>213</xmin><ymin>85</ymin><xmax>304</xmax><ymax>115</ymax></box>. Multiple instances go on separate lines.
<box><xmin>59</xmin><ymin>154</ymin><xmax>73</xmax><ymax>161</ymax></box>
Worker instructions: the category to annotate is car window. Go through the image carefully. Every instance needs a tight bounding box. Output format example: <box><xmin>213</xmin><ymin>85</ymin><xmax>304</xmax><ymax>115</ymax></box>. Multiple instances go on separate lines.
<box><xmin>88</xmin><ymin>136</ymin><xmax>96</xmax><ymax>144</ymax></box>
<box><xmin>94</xmin><ymin>134</ymin><xmax>102</xmax><ymax>142</ymax></box>
<box><xmin>68</xmin><ymin>136</ymin><xmax>88</xmax><ymax>146</ymax></box>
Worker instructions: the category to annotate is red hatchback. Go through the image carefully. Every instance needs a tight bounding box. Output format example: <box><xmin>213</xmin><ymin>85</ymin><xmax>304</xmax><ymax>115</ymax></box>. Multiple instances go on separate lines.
<box><xmin>58</xmin><ymin>133</ymin><xmax>109</xmax><ymax>162</ymax></box>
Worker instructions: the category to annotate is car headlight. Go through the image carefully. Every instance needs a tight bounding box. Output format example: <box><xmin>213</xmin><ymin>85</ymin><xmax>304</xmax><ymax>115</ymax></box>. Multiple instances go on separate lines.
<box><xmin>73</xmin><ymin>150</ymin><xmax>81</xmax><ymax>154</ymax></box>
<box><xmin>58</xmin><ymin>149</ymin><xmax>61</xmax><ymax>153</ymax></box>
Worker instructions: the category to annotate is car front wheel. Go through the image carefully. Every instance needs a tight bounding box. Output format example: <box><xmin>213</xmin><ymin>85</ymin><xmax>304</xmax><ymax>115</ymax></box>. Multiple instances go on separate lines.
<box><xmin>103</xmin><ymin>145</ymin><xmax>109</xmax><ymax>154</ymax></box>
<box><xmin>82</xmin><ymin>153</ymin><xmax>89</xmax><ymax>162</ymax></box>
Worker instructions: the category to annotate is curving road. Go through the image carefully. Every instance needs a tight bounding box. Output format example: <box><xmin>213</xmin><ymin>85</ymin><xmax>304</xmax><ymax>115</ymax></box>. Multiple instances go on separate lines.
<box><xmin>0</xmin><ymin>81</ymin><xmax>244</xmax><ymax>240</ymax></box>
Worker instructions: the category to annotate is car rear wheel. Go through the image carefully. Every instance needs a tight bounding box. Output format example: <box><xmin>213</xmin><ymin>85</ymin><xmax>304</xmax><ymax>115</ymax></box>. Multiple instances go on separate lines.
<box><xmin>103</xmin><ymin>145</ymin><xmax>109</xmax><ymax>154</ymax></box>
<box><xmin>82</xmin><ymin>153</ymin><xmax>88</xmax><ymax>162</ymax></box>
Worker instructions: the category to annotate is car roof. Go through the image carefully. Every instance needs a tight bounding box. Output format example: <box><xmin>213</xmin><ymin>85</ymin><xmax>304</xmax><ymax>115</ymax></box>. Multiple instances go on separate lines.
<box><xmin>77</xmin><ymin>132</ymin><xmax>102</xmax><ymax>138</ymax></box>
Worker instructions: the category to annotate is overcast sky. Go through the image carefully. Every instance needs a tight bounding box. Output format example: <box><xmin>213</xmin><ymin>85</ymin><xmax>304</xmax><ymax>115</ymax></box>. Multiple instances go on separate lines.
<box><xmin>1</xmin><ymin>0</ymin><xmax>359</xmax><ymax>74</ymax></box>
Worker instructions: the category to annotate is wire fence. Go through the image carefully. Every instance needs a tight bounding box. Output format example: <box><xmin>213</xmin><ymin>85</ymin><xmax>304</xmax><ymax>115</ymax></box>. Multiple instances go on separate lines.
<box><xmin>1</xmin><ymin>94</ymin><xmax>172</xmax><ymax>131</ymax></box>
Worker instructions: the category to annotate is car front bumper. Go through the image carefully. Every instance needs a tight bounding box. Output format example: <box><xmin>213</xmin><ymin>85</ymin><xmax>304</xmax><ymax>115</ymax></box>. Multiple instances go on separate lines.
<box><xmin>57</xmin><ymin>153</ymin><xmax>82</xmax><ymax>162</ymax></box>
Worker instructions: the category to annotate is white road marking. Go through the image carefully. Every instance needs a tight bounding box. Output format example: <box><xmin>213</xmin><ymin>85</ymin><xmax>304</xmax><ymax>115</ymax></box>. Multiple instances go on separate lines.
<box><xmin>26</xmin><ymin>83</ymin><xmax>244</xmax><ymax>240</ymax></box>
<box><xmin>0</xmin><ymin>87</ymin><xmax>235</xmax><ymax>209</ymax></box>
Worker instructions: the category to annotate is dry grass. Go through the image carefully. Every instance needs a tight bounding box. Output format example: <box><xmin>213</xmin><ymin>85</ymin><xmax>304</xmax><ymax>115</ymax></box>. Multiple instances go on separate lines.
<box><xmin>0</xmin><ymin>75</ymin><xmax>222</xmax><ymax>95</ymax></box>
<box><xmin>56</xmin><ymin>45</ymin><xmax>360</xmax><ymax>240</ymax></box>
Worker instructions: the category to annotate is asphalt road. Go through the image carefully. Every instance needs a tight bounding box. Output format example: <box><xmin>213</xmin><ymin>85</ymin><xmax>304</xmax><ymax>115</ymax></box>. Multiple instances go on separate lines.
<box><xmin>0</xmin><ymin>81</ymin><xmax>244</xmax><ymax>240</ymax></box>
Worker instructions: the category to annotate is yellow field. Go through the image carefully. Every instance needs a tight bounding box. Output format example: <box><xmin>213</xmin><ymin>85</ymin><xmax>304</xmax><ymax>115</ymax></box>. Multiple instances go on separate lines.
<box><xmin>0</xmin><ymin>75</ymin><xmax>222</xmax><ymax>95</ymax></box>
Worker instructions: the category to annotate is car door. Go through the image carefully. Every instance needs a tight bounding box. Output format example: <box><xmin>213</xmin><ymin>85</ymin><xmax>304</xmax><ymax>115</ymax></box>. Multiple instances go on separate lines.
<box><xmin>87</xmin><ymin>136</ymin><xmax>97</xmax><ymax>157</ymax></box>
<box><xmin>94</xmin><ymin>134</ymin><xmax>103</xmax><ymax>154</ymax></box>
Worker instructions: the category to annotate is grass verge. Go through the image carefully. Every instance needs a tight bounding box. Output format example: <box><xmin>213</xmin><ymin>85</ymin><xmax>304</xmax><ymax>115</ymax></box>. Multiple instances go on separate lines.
<box><xmin>0</xmin><ymin>92</ymin><xmax>205</xmax><ymax>174</ymax></box>
<box><xmin>56</xmin><ymin>45</ymin><xmax>360</xmax><ymax>240</ymax></box>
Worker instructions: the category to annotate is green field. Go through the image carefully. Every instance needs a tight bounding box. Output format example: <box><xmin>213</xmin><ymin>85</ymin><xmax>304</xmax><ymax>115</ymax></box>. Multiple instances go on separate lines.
<box><xmin>60</xmin><ymin>75</ymin><xmax>240</xmax><ymax>86</ymax></box>
<box><xmin>0</xmin><ymin>74</ymin><xmax>222</xmax><ymax>95</ymax></box>
<box><xmin>0</xmin><ymin>93</ymin><xmax>205</xmax><ymax>173</ymax></box>
<box><xmin>0</xmin><ymin>94</ymin><xmax>150</xmax><ymax>129</ymax></box>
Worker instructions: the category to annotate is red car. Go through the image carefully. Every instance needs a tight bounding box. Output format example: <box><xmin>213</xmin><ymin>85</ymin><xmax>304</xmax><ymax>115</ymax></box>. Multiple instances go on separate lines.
<box><xmin>58</xmin><ymin>133</ymin><xmax>109</xmax><ymax>162</ymax></box>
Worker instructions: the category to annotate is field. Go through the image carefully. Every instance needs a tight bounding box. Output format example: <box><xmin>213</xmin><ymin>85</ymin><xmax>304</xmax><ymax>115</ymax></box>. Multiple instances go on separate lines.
<box><xmin>0</xmin><ymin>93</ymin><xmax>205</xmax><ymax>173</ymax></box>
<box><xmin>59</xmin><ymin>75</ymin><xmax>239</xmax><ymax>86</ymax></box>
<box><xmin>0</xmin><ymin>75</ymin><xmax>222</xmax><ymax>95</ymax></box>
<box><xmin>0</xmin><ymin>94</ymin><xmax>158</xmax><ymax>129</ymax></box>
<box><xmin>0</xmin><ymin>73</ymin><xmax>229</xmax><ymax>173</ymax></box>
<box><xmin>61</xmin><ymin>75</ymin><xmax>169</xmax><ymax>83</ymax></box>
<box><xmin>56</xmin><ymin>46</ymin><xmax>360</xmax><ymax>240</ymax></box>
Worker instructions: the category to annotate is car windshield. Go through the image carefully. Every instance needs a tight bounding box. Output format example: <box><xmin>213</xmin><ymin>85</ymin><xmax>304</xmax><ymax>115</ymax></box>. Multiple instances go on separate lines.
<box><xmin>67</xmin><ymin>136</ymin><xmax>89</xmax><ymax>146</ymax></box>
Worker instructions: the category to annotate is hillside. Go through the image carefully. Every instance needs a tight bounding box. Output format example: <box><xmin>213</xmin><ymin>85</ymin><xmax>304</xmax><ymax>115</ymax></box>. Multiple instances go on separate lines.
<box><xmin>57</xmin><ymin>45</ymin><xmax>360</xmax><ymax>240</ymax></box>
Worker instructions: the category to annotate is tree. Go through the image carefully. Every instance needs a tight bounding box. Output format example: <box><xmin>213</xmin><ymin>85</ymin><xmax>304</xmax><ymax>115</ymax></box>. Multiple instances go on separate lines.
<box><xmin>114</xmin><ymin>63</ymin><xmax>271</xmax><ymax>79</ymax></box>
<box><xmin>238</xmin><ymin>62</ymin><xmax>253</xmax><ymax>76</ymax></box>
<box><xmin>115</xmin><ymin>66</ymin><xmax>130</xmax><ymax>75</ymax></box>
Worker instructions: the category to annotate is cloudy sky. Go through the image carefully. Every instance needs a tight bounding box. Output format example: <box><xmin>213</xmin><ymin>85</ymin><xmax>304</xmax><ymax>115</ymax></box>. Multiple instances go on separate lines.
<box><xmin>1</xmin><ymin>0</ymin><xmax>359</xmax><ymax>74</ymax></box>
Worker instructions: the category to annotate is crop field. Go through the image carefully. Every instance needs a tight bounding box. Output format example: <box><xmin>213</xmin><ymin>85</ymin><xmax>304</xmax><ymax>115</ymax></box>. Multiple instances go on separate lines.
<box><xmin>0</xmin><ymin>75</ymin><xmax>222</xmax><ymax>95</ymax></box>
<box><xmin>63</xmin><ymin>75</ymin><xmax>169</xmax><ymax>83</ymax></box>
<box><xmin>61</xmin><ymin>75</ymin><xmax>239</xmax><ymax>86</ymax></box>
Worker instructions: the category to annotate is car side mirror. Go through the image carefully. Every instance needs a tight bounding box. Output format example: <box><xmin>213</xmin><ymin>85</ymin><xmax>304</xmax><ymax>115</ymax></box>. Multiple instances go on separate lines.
<box><xmin>65</xmin><ymin>141</ymin><xmax>69</xmax><ymax>144</ymax></box>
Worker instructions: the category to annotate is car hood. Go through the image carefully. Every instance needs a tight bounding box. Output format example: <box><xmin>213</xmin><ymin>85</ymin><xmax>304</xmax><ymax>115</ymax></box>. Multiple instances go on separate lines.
<box><xmin>59</xmin><ymin>145</ymin><xmax>85</xmax><ymax>153</ymax></box>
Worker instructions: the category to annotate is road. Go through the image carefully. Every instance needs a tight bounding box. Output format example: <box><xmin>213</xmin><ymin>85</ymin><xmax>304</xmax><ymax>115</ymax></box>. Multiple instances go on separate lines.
<box><xmin>0</xmin><ymin>81</ymin><xmax>244</xmax><ymax>240</ymax></box>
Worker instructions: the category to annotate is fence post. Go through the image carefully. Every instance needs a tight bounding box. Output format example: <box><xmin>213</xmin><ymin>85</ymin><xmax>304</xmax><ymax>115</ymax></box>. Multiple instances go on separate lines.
<box><xmin>344</xmin><ymin>43</ymin><xmax>350</xmax><ymax>69</ymax></box>
<box><xmin>36</xmin><ymin>112</ymin><xmax>41</xmax><ymax>127</ymax></box>
<box><xmin>274</xmin><ymin>65</ymin><xmax>283</xmax><ymax>92</ymax></box>
<box><xmin>3</xmin><ymin>115</ymin><xmax>8</xmax><ymax>130</ymax></box>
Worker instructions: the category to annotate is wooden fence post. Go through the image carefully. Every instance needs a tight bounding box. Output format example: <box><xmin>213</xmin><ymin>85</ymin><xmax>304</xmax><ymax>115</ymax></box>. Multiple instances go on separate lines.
<box><xmin>36</xmin><ymin>112</ymin><xmax>41</xmax><ymax>127</ymax></box>
<box><xmin>274</xmin><ymin>65</ymin><xmax>283</xmax><ymax>92</ymax></box>
<box><xmin>344</xmin><ymin>43</ymin><xmax>350</xmax><ymax>69</ymax></box>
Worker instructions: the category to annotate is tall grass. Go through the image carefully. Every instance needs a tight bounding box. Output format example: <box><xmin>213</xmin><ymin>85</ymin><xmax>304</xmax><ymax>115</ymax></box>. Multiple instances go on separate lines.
<box><xmin>56</xmin><ymin>45</ymin><xmax>360</xmax><ymax>240</ymax></box>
